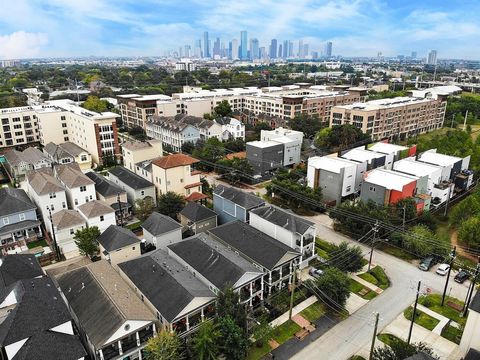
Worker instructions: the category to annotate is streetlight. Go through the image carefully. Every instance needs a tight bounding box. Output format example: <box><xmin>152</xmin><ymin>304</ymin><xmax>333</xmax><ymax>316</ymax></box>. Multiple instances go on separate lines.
<box><xmin>46</xmin><ymin>206</ymin><xmax>60</xmax><ymax>261</ymax></box>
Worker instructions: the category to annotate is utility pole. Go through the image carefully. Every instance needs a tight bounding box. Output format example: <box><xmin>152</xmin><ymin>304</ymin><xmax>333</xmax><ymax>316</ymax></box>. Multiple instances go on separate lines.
<box><xmin>463</xmin><ymin>110</ymin><xmax>469</xmax><ymax>131</ymax></box>
<box><xmin>117</xmin><ymin>192</ymin><xmax>124</xmax><ymax>227</ymax></box>
<box><xmin>408</xmin><ymin>281</ymin><xmax>421</xmax><ymax>344</ymax></box>
<box><xmin>47</xmin><ymin>206</ymin><xmax>60</xmax><ymax>261</ymax></box>
<box><xmin>441</xmin><ymin>246</ymin><xmax>456</xmax><ymax>306</ymax></box>
<box><xmin>368</xmin><ymin>221</ymin><xmax>379</xmax><ymax>272</ymax></box>
<box><xmin>444</xmin><ymin>184</ymin><xmax>452</xmax><ymax>217</ymax></box>
<box><xmin>402</xmin><ymin>205</ymin><xmax>406</xmax><ymax>230</ymax></box>
<box><xmin>451</xmin><ymin>114</ymin><xmax>455</xmax><ymax>128</ymax></box>
<box><xmin>462</xmin><ymin>257</ymin><xmax>480</xmax><ymax>317</ymax></box>
<box><xmin>288</xmin><ymin>269</ymin><xmax>297</xmax><ymax>320</ymax></box>
<box><xmin>369</xmin><ymin>312</ymin><xmax>380</xmax><ymax>360</ymax></box>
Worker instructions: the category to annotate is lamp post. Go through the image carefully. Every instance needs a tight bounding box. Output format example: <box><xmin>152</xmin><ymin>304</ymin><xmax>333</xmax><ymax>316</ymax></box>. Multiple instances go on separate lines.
<box><xmin>47</xmin><ymin>206</ymin><xmax>60</xmax><ymax>261</ymax></box>
<box><xmin>117</xmin><ymin>192</ymin><xmax>124</xmax><ymax>227</ymax></box>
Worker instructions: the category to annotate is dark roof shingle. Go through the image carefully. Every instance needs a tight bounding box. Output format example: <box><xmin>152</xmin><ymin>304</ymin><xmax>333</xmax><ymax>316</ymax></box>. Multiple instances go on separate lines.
<box><xmin>0</xmin><ymin>188</ymin><xmax>36</xmax><ymax>217</ymax></box>
<box><xmin>108</xmin><ymin>167</ymin><xmax>154</xmax><ymax>190</ymax></box>
<box><xmin>97</xmin><ymin>225</ymin><xmax>140</xmax><ymax>252</ymax></box>
<box><xmin>0</xmin><ymin>255</ymin><xmax>43</xmax><ymax>289</ymax></box>
<box><xmin>180</xmin><ymin>202</ymin><xmax>217</xmax><ymax>222</ymax></box>
<box><xmin>86</xmin><ymin>171</ymin><xmax>124</xmax><ymax>197</ymax></box>
<box><xmin>213</xmin><ymin>185</ymin><xmax>265</xmax><ymax>210</ymax></box>
<box><xmin>142</xmin><ymin>212</ymin><xmax>182</xmax><ymax>236</ymax></box>
<box><xmin>250</xmin><ymin>205</ymin><xmax>314</xmax><ymax>235</ymax></box>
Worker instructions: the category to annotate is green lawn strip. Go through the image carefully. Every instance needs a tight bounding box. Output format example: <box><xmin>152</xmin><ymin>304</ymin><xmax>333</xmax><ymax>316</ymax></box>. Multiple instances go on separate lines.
<box><xmin>441</xmin><ymin>324</ymin><xmax>463</xmax><ymax>344</ymax></box>
<box><xmin>349</xmin><ymin>279</ymin><xmax>377</xmax><ymax>300</ymax></box>
<box><xmin>377</xmin><ymin>333</ymin><xmax>403</xmax><ymax>346</ymax></box>
<box><xmin>272</xmin><ymin>320</ymin><xmax>302</xmax><ymax>344</ymax></box>
<box><xmin>246</xmin><ymin>342</ymin><xmax>272</xmax><ymax>360</ymax></box>
<box><xmin>27</xmin><ymin>239</ymin><xmax>48</xmax><ymax>249</ymax></box>
<box><xmin>299</xmin><ymin>302</ymin><xmax>325</xmax><ymax>323</ymax></box>
<box><xmin>404</xmin><ymin>307</ymin><xmax>440</xmax><ymax>331</ymax></box>
<box><xmin>370</xmin><ymin>266</ymin><xmax>390</xmax><ymax>289</ymax></box>
<box><xmin>418</xmin><ymin>294</ymin><xmax>466</xmax><ymax>325</ymax></box>
<box><xmin>126</xmin><ymin>221</ymin><xmax>143</xmax><ymax>231</ymax></box>
<box><xmin>378</xmin><ymin>244</ymin><xmax>417</xmax><ymax>261</ymax></box>
<box><xmin>358</xmin><ymin>272</ymin><xmax>378</xmax><ymax>285</ymax></box>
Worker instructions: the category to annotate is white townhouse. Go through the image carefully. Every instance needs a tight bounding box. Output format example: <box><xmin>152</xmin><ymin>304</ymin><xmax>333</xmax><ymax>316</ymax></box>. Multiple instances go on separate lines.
<box><xmin>54</xmin><ymin>163</ymin><xmax>96</xmax><ymax>210</ymax></box>
<box><xmin>51</xmin><ymin>209</ymin><xmax>87</xmax><ymax>259</ymax></box>
<box><xmin>77</xmin><ymin>200</ymin><xmax>116</xmax><ymax>233</ymax></box>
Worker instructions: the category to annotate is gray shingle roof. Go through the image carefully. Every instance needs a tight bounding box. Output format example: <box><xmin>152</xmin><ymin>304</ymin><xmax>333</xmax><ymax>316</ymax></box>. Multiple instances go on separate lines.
<box><xmin>56</xmin><ymin>260</ymin><xmax>154</xmax><ymax>348</ymax></box>
<box><xmin>11</xmin><ymin>330</ymin><xmax>87</xmax><ymax>360</ymax></box>
<box><xmin>119</xmin><ymin>250</ymin><xmax>215</xmax><ymax>323</ymax></box>
<box><xmin>0</xmin><ymin>188</ymin><xmax>36</xmax><ymax>217</ymax></box>
<box><xmin>55</xmin><ymin>163</ymin><xmax>94</xmax><ymax>188</ymax></box>
<box><xmin>4</xmin><ymin>147</ymin><xmax>50</xmax><ymax>167</ymax></box>
<box><xmin>180</xmin><ymin>202</ymin><xmax>217</xmax><ymax>223</ymax></box>
<box><xmin>26</xmin><ymin>169</ymin><xmax>64</xmax><ymax>195</ymax></box>
<box><xmin>51</xmin><ymin>209</ymin><xmax>86</xmax><ymax>230</ymax></box>
<box><xmin>250</xmin><ymin>205</ymin><xmax>314</xmax><ymax>235</ymax></box>
<box><xmin>97</xmin><ymin>225</ymin><xmax>140</xmax><ymax>252</ymax></box>
<box><xmin>142</xmin><ymin>212</ymin><xmax>182</xmax><ymax>236</ymax></box>
<box><xmin>0</xmin><ymin>254</ymin><xmax>43</xmax><ymax>289</ymax></box>
<box><xmin>469</xmin><ymin>290</ymin><xmax>480</xmax><ymax>313</ymax></box>
<box><xmin>213</xmin><ymin>185</ymin><xmax>265</xmax><ymax>210</ymax></box>
<box><xmin>168</xmin><ymin>233</ymin><xmax>262</xmax><ymax>289</ymax></box>
<box><xmin>0</xmin><ymin>220</ymin><xmax>41</xmax><ymax>237</ymax></box>
<box><xmin>85</xmin><ymin>171</ymin><xmax>124</xmax><ymax>197</ymax></box>
<box><xmin>78</xmin><ymin>200</ymin><xmax>114</xmax><ymax>218</ymax></box>
<box><xmin>209</xmin><ymin>221</ymin><xmax>300</xmax><ymax>270</ymax></box>
<box><xmin>108</xmin><ymin>167</ymin><xmax>154</xmax><ymax>190</ymax></box>
<box><xmin>0</xmin><ymin>277</ymin><xmax>72</xmax><ymax>346</ymax></box>
<box><xmin>464</xmin><ymin>349</ymin><xmax>480</xmax><ymax>360</ymax></box>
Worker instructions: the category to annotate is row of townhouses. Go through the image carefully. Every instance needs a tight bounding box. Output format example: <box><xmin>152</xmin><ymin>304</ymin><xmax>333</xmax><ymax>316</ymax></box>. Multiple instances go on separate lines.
<box><xmin>307</xmin><ymin>141</ymin><xmax>473</xmax><ymax>210</ymax></box>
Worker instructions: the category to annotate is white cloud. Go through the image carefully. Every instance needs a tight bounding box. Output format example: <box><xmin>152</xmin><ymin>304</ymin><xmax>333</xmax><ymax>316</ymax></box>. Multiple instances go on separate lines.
<box><xmin>0</xmin><ymin>31</ymin><xmax>48</xmax><ymax>59</ymax></box>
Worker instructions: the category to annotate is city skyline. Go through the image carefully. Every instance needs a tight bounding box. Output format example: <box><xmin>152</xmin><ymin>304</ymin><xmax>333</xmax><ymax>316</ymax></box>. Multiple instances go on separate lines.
<box><xmin>0</xmin><ymin>0</ymin><xmax>479</xmax><ymax>60</ymax></box>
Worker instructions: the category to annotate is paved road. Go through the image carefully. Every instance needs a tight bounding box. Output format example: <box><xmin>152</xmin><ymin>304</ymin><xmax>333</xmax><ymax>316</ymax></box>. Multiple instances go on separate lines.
<box><xmin>290</xmin><ymin>214</ymin><xmax>470</xmax><ymax>360</ymax></box>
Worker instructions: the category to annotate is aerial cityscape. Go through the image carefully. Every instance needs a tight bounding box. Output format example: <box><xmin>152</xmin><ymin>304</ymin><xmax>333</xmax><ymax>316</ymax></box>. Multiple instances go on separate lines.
<box><xmin>0</xmin><ymin>1</ymin><xmax>479</xmax><ymax>360</ymax></box>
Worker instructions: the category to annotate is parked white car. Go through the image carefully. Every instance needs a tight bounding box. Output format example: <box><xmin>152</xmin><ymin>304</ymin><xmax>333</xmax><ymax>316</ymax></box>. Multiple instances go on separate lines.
<box><xmin>436</xmin><ymin>263</ymin><xmax>450</xmax><ymax>276</ymax></box>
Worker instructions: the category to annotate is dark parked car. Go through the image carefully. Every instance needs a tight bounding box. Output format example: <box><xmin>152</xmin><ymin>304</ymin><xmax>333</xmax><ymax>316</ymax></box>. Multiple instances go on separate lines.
<box><xmin>454</xmin><ymin>270</ymin><xmax>470</xmax><ymax>283</ymax></box>
<box><xmin>419</xmin><ymin>257</ymin><xmax>435</xmax><ymax>271</ymax></box>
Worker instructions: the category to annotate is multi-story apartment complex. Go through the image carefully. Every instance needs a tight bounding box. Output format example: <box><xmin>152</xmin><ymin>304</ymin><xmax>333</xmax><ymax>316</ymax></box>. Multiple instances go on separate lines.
<box><xmin>0</xmin><ymin>100</ymin><xmax>120</xmax><ymax>165</ymax></box>
<box><xmin>117</xmin><ymin>94</ymin><xmax>171</xmax><ymax>129</ymax></box>
<box><xmin>330</xmin><ymin>96</ymin><xmax>447</xmax><ymax>141</ymax></box>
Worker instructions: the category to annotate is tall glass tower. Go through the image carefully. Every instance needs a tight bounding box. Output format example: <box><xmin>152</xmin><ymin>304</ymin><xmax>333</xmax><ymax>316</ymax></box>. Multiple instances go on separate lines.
<box><xmin>240</xmin><ymin>31</ymin><xmax>248</xmax><ymax>60</ymax></box>
<box><xmin>203</xmin><ymin>31</ymin><xmax>210</xmax><ymax>58</ymax></box>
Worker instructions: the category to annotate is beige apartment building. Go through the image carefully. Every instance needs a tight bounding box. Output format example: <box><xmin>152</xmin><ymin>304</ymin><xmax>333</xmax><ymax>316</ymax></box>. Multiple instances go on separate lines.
<box><xmin>121</xmin><ymin>139</ymin><xmax>163</xmax><ymax>172</ymax></box>
<box><xmin>117</xmin><ymin>94</ymin><xmax>171</xmax><ymax>129</ymax></box>
<box><xmin>151</xmin><ymin>153</ymin><xmax>202</xmax><ymax>197</ymax></box>
<box><xmin>0</xmin><ymin>100</ymin><xmax>120</xmax><ymax>166</ymax></box>
<box><xmin>330</xmin><ymin>96</ymin><xmax>447</xmax><ymax>141</ymax></box>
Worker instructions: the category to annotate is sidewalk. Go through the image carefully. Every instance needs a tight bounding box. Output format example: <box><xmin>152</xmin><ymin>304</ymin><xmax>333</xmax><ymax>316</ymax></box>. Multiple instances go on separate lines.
<box><xmin>351</xmin><ymin>273</ymin><xmax>384</xmax><ymax>294</ymax></box>
<box><xmin>416</xmin><ymin>304</ymin><xmax>459</xmax><ymax>335</ymax></box>
<box><xmin>270</xmin><ymin>296</ymin><xmax>317</xmax><ymax>327</ymax></box>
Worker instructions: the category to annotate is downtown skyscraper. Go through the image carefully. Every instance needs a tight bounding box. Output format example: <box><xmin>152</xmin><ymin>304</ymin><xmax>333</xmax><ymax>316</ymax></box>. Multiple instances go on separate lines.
<box><xmin>270</xmin><ymin>39</ymin><xmax>277</xmax><ymax>58</ymax></box>
<box><xmin>240</xmin><ymin>31</ymin><xmax>248</xmax><ymax>60</ymax></box>
<box><xmin>325</xmin><ymin>41</ymin><xmax>333</xmax><ymax>58</ymax></box>
<box><xmin>203</xmin><ymin>31</ymin><xmax>210</xmax><ymax>58</ymax></box>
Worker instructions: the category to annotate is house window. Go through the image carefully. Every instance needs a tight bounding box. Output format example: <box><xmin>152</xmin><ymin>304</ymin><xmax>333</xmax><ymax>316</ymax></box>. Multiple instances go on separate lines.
<box><xmin>50</xmin><ymin>204</ymin><xmax>55</xmax><ymax>211</ymax></box>
<box><xmin>141</xmin><ymin>190</ymin><xmax>145</xmax><ymax>196</ymax></box>
<box><xmin>180</xmin><ymin>178</ymin><xmax>183</xmax><ymax>183</ymax></box>
<box><xmin>70</xmin><ymin>229</ymin><xmax>74</xmax><ymax>235</ymax></box>
<box><xmin>49</xmin><ymin>193</ymin><xmax>56</xmax><ymax>199</ymax></box>
<box><xmin>19</xmin><ymin>213</ymin><xmax>25</xmax><ymax>221</ymax></box>
<box><xmin>62</xmin><ymin>202</ymin><xmax>66</xmax><ymax>208</ymax></box>
<box><xmin>74</xmin><ymin>199</ymin><xmax>78</xmax><ymax>205</ymax></box>
<box><xmin>369</xmin><ymin>186</ymin><xmax>376</xmax><ymax>192</ymax></box>
<box><xmin>132</xmin><ymin>246</ymin><xmax>135</xmax><ymax>250</ymax></box>
<box><xmin>80</xmin><ymin>186</ymin><xmax>86</xmax><ymax>192</ymax></box>
<box><xmin>167</xmin><ymin>181</ymin><xmax>171</xmax><ymax>186</ymax></box>
<box><xmin>100</xmin><ymin>215</ymin><xmax>104</xmax><ymax>221</ymax></box>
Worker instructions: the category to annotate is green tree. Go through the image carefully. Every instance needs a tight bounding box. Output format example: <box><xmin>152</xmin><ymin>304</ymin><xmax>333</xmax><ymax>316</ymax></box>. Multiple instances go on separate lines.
<box><xmin>217</xmin><ymin>316</ymin><xmax>248</xmax><ymax>360</ymax></box>
<box><xmin>314</xmin><ymin>124</ymin><xmax>371</xmax><ymax>152</ymax></box>
<box><xmin>449</xmin><ymin>190</ymin><xmax>480</xmax><ymax>226</ymax></box>
<box><xmin>74</xmin><ymin>226</ymin><xmax>100</xmax><ymax>258</ymax></box>
<box><xmin>157</xmin><ymin>192</ymin><xmax>185</xmax><ymax>219</ymax></box>
<box><xmin>311</xmin><ymin>267</ymin><xmax>350</xmax><ymax>309</ymax></box>
<box><xmin>214</xmin><ymin>100</ymin><xmax>233</xmax><ymax>117</ymax></box>
<box><xmin>402</xmin><ymin>225</ymin><xmax>447</xmax><ymax>258</ymax></box>
<box><xmin>144</xmin><ymin>331</ymin><xmax>184</xmax><ymax>360</ymax></box>
<box><xmin>193</xmin><ymin>137</ymin><xmax>226</xmax><ymax>163</ymax></box>
<box><xmin>372</xmin><ymin>338</ymin><xmax>438</xmax><ymax>360</ymax></box>
<box><xmin>135</xmin><ymin>197</ymin><xmax>155</xmax><ymax>221</ymax></box>
<box><xmin>288</xmin><ymin>114</ymin><xmax>324</xmax><ymax>138</ymax></box>
<box><xmin>181</xmin><ymin>141</ymin><xmax>195</xmax><ymax>154</ymax></box>
<box><xmin>191</xmin><ymin>321</ymin><xmax>221</xmax><ymax>360</ymax></box>
<box><xmin>216</xmin><ymin>287</ymin><xmax>247</xmax><ymax>329</ymax></box>
<box><xmin>458</xmin><ymin>216</ymin><xmax>480</xmax><ymax>248</ymax></box>
<box><xmin>329</xmin><ymin>241</ymin><xmax>364</xmax><ymax>273</ymax></box>
<box><xmin>82</xmin><ymin>95</ymin><xmax>109</xmax><ymax>112</ymax></box>
<box><xmin>251</xmin><ymin>317</ymin><xmax>274</xmax><ymax>348</ymax></box>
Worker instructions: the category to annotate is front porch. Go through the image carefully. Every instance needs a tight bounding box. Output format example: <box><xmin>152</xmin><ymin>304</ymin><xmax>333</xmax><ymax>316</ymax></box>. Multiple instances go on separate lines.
<box><xmin>0</xmin><ymin>220</ymin><xmax>43</xmax><ymax>255</ymax></box>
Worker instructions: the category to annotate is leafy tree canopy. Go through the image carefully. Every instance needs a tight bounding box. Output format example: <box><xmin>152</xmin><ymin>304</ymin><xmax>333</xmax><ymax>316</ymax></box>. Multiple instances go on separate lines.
<box><xmin>157</xmin><ymin>192</ymin><xmax>185</xmax><ymax>219</ymax></box>
<box><xmin>74</xmin><ymin>226</ymin><xmax>100</xmax><ymax>257</ymax></box>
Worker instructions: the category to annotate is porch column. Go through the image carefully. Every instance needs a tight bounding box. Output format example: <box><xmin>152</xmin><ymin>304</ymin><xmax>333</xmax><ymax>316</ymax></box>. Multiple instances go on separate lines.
<box><xmin>201</xmin><ymin>308</ymin><xmax>205</xmax><ymax>322</ymax></box>
<box><xmin>136</xmin><ymin>331</ymin><xmax>140</xmax><ymax>346</ymax></box>
<box><xmin>118</xmin><ymin>340</ymin><xmax>123</xmax><ymax>355</ymax></box>
<box><xmin>186</xmin><ymin>316</ymin><xmax>190</xmax><ymax>331</ymax></box>
<box><xmin>249</xmin><ymin>282</ymin><xmax>253</xmax><ymax>307</ymax></box>
<box><xmin>260</xmin><ymin>279</ymin><xmax>264</xmax><ymax>301</ymax></box>
<box><xmin>98</xmin><ymin>349</ymin><xmax>105</xmax><ymax>360</ymax></box>
<box><xmin>152</xmin><ymin>323</ymin><xmax>157</xmax><ymax>335</ymax></box>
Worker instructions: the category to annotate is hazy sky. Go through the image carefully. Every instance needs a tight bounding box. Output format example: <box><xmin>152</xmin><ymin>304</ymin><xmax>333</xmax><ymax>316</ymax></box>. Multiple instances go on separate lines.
<box><xmin>0</xmin><ymin>0</ymin><xmax>479</xmax><ymax>60</ymax></box>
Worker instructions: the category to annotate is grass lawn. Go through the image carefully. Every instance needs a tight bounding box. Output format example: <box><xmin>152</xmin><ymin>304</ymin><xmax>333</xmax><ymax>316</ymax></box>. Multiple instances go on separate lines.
<box><xmin>315</xmin><ymin>237</ymin><xmax>338</xmax><ymax>259</ymax></box>
<box><xmin>349</xmin><ymin>279</ymin><xmax>377</xmax><ymax>300</ymax></box>
<box><xmin>359</xmin><ymin>266</ymin><xmax>390</xmax><ymax>290</ymax></box>
<box><xmin>418</xmin><ymin>294</ymin><xmax>466</xmax><ymax>325</ymax></box>
<box><xmin>378</xmin><ymin>243</ymin><xmax>417</xmax><ymax>261</ymax></box>
<box><xmin>377</xmin><ymin>333</ymin><xmax>403</xmax><ymax>346</ymax></box>
<box><xmin>272</xmin><ymin>320</ymin><xmax>302</xmax><ymax>344</ymax></box>
<box><xmin>404</xmin><ymin>307</ymin><xmax>440</xmax><ymax>331</ymax></box>
<box><xmin>246</xmin><ymin>342</ymin><xmax>272</xmax><ymax>360</ymax></box>
<box><xmin>441</xmin><ymin>324</ymin><xmax>463</xmax><ymax>344</ymax></box>
<box><xmin>27</xmin><ymin>239</ymin><xmax>48</xmax><ymax>249</ymax></box>
<box><xmin>299</xmin><ymin>302</ymin><xmax>325</xmax><ymax>323</ymax></box>
<box><xmin>126</xmin><ymin>220</ymin><xmax>143</xmax><ymax>231</ymax></box>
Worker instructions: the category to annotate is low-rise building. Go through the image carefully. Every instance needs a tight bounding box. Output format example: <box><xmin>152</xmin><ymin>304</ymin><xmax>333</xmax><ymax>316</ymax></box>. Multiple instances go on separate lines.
<box><xmin>108</xmin><ymin>166</ymin><xmax>156</xmax><ymax>205</ymax></box>
<box><xmin>249</xmin><ymin>205</ymin><xmax>316</xmax><ymax>268</ymax></box>
<box><xmin>97</xmin><ymin>225</ymin><xmax>141</xmax><ymax>269</ymax></box>
<box><xmin>209</xmin><ymin>221</ymin><xmax>301</xmax><ymax>297</ymax></box>
<box><xmin>151</xmin><ymin>153</ymin><xmax>202</xmax><ymax>197</ymax></box>
<box><xmin>393</xmin><ymin>157</ymin><xmax>445</xmax><ymax>195</ymax></box>
<box><xmin>214</xmin><ymin>117</ymin><xmax>245</xmax><ymax>141</ymax></box>
<box><xmin>0</xmin><ymin>188</ymin><xmax>42</xmax><ymax>255</ymax></box>
<box><xmin>246</xmin><ymin>140</ymin><xmax>284</xmax><ymax>175</ymax></box>
<box><xmin>368</xmin><ymin>142</ymin><xmax>413</xmax><ymax>162</ymax></box>
<box><xmin>213</xmin><ymin>185</ymin><xmax>265</xmax><ymax>224</ymax></box>
<box><xmin>4</xmin><ymin>147</ymin><xmax>52</xmax><ymax>180</ymax></box>
<box><xmin>134</xmin><ymin>159</ymin><xmax>155</xmax><ymax>183</ymax></box>
<box><xmin>360</xmin><ymin>169</ymin><xmax>418</xmax><ymax>206</ymax></box>
<box><xmin>85</xmin><ymin>171</ymin><xmax>131</xmax><ymax>225</ymax></box>
<box><xmin>141</xmin><ymin>212</ymin><xmax>182</xmax><ymax>249</ymax></box>
<box><xmin>260</xmin><ymin>127</ymin><xmax>303</xmax><ymax>166</ymax></box>
<box><xmin>26</xmin><ymin>168</ymin><xmax>68</xmax><ymax>230</ymax></box>
<box><xmin>417</xmin><ymin>150</ymin><xmax>470</xmax><ymax>181</ymax></box>
<box><xmin>307</xmin><ymin>156</ymin><xmax>358</xmax><ymax>204</ymax></box>
<box><xmin>117</xmin><ymin>94</ymin><xmax>170</xmax><ymax>129</ymax></box>
<box><xmin>43</xmin><ymin>141</ymin><xmax>92</xmax><ymax>170</ymax></box>
<box><xmin>167</xmin><ymin>233</ymin><xmax>264</xmax><ymax>306</ymax></box>
<box><xmin>341</xmin><ymin>147</ymin><xmax>393</xmax><ymax>171</ymax></box>
<box><xmin>121</xmin><ymin>139</ymin><xmax>163</xmax><ymax>173</ymax></box>
<box><xmin>119</xmin><ymin>250</ymin><xmax>216</xmax><ymax>336</ymax></box>
<box><xmin>0</xmin><ymin>276</ymin><xmax>87</xmax><ymax>360</ymax></box>
<box><xmin>77</xmin><ymin>200</ymin><xmax>116</xmax><ymax>233</ymax></box>
<box><xmin>55</xmin><ymin>163</ymin><xmax>96</xmax><ymax>210</ymax></box>
<box><xmin>179</xmin><ymin>202</ymin><xmax>217</xmax><ymax>235</ymax></box>
<box><xmin>51</xmin><ymin>209</ymin><xmax>87</xmax><ymax>259</ymax></box>
<box><xmin>56</xmin><ymin>260</ymin><xmax>156</xmax><ymax>360</ymax></box>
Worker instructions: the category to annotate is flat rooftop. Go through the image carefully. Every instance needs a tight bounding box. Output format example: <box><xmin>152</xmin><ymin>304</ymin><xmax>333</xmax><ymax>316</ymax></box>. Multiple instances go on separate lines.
<box><xmin>369</xmin><ymin>142</ymin><xmax>408</xmax><ymax>154</ymax></box>
<box><xmin>342</xmin><ymin>148</ymin><xmax>385</xmax><ymax>163</ymax></box>
<box><xmin>308</xmin><ymin>156</ymin><xmax>358</xmax><ymax>174</ymax></box>
<box><xmin>365</xmin><ymin>169</ymin><xmax>418</xmax><ymax>191</ymax></box>
<box><xmin>393</xmin><ymin>158</ymin><xmax>443</xmax><ymax>177</ymax></box>
<box><xmin>336</xmin><ymin>96</ymin><xmax>434</xmax><ymax>111</ymax></box>
<box><xmin>418</xmin><ymin>151</ymin><xmax>463</xmax><ymax>167</ymax></box>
